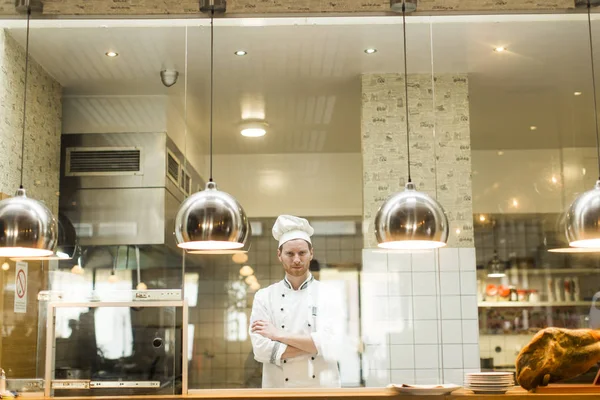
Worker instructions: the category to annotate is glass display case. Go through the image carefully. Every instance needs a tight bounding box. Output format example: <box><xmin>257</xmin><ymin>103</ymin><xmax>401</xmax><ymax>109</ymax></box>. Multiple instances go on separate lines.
<box><xmin>37</xmin><ymin>290</ymin><xmax>187</xmax><ymax>397</ymax></box>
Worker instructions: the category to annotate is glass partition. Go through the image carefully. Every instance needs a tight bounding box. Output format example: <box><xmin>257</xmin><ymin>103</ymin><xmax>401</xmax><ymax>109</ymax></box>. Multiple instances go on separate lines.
<box><xmin>0</xmin><ymin>6</ymin><xmax>600</xmax><ymax>395</ymax></box>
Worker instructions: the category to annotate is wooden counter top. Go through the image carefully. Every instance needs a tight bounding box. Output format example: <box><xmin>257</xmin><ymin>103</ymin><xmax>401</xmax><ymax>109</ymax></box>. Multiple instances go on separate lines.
<box><xmin>14</xmin><ymin>387</ymin><xmax>600</xmax><ymax>400</ymax></box>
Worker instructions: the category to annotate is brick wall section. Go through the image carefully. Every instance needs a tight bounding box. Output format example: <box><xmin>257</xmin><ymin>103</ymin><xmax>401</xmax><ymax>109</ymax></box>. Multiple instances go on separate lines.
<box><xmin>361</xmin><ymin>73</ymin><xmax>473</xmax><ymax>249</ymax></box>
<box><xmin>0</xmin><ymin>0</ymin><xmax>576</xmax><ymax>15</ymax></box>
<box><xmin>0</xmin><ymin>30</ymin><xmax>62</xmax><ymax>214</ymax></box>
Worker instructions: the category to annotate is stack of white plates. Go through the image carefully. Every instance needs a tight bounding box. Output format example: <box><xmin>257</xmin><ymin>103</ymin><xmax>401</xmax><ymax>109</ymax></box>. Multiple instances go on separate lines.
<box><xmin>464</xmin><ymin>372</ymin><xmax>515</xmax><ymax>394</ymax></box>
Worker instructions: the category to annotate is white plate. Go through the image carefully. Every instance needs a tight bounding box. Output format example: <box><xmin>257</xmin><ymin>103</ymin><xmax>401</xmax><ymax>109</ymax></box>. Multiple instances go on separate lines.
<box><xmin>387</xmin><ymin>384</ymin><xmax>462</xmax><ymax>396</ymax></box>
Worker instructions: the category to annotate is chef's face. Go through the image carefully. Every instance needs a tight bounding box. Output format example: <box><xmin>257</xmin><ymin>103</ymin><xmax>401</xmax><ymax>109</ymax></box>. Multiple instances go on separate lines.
<box><xmin>278</xmin><ymin>239</ymin><xmax>313</xmax><ymax>278</ymax></box>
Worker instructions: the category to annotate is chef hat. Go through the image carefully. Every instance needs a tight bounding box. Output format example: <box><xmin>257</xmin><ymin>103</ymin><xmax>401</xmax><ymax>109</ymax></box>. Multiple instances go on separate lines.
<box><xmin>272</xmin><ymin>215</ymin><xmax>314</xmax><ymax>248</ymax></box>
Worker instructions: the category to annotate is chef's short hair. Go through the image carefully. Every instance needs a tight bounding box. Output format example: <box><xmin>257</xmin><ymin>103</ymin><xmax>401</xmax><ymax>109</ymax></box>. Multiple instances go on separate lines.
<box><xmin>278</xmin><ymin>240</ymin><xmax>312</xmax><ymax>252</ymax></box>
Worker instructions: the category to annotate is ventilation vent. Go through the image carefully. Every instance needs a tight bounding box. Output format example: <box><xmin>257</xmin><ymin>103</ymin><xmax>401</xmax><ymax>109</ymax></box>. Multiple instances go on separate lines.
<box><xmin>180</xmin><ymin>169</ymin><xmax>191</xmax><ymax>195</ymax></box>
<box><xmin>66</xmin><ymin>147</ymin><xmax>142</xmax><ymax>176</ymax></box>
<box><xmin>167</xmin><ymin>150</ymin><xmax>180</xmax><ymax>185</ymax></box>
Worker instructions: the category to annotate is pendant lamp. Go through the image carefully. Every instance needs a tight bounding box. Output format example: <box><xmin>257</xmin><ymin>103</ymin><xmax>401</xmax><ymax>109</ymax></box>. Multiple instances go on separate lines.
<box><xmin>549</xmin><ymin>212</ymin><xmax>600</xmax><ymax>252</ymax></box>
<box><xmin>13</xmin><ymin>213</ymin><xmax>78</xmax><ymax>260</ymax></box>
<box><xmin>566</xmin><ymin>0</ymin><xmax>600</xmax><ymax>248</ymax></box>
<box><xmin>174</xmin><ymin>8</ymin><xmax>250</xmax><ymax>251</ymax></box>
<box><xmin>0</xmin><ymin>5</ymin><xmax>58</xmax><ymax>257</ymax></box>
<box><xmin>486</xmin><ymin>251</ymin><xmax>506</xmax><ymax>278</ymax></box>
<box><xmin>374</xmin><ymin>1</ymin><xmax>449</xmax><ymax>250</ymax></box>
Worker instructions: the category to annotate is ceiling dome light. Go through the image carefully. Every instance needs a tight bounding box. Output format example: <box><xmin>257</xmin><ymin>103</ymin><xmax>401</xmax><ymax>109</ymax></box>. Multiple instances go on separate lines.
<box><xmin>235</xmin><ymin>50</ymin><xmax>247</xmax><ymax>56</ymax></box>
<box><xmin>176</xmin><ymin>182</ymin><xmax>250</xmax><ymax>250</ymax></box>
<box><xmin>364</xmin><ymin>48</ymin><xmax>377</xmax><ymax>54</ymax></box>
<box><xmin>375</xmin><ymin>182</ymin><xmax>448</xmax><ymax>250</ymax></box>
<box><xmin>105</xmin><ymin>51</ymin><xmax>118</xmax><ymax>57</ymax></box>
<box><xmin>240</xmin><ymin>120</ymin><xmax>268</xmax><ymax>138</ymax></box>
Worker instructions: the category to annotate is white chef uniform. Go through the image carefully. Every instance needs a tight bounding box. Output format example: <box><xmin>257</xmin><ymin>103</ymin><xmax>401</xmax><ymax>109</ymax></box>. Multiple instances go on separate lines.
<box><xmin>250</xmin><ymin>274</ymin><xmax>342</xmax><ymax>388</ymax></box>
<box><xmin>249</xmin><ymin>215</ymin><xmax>343</xmax><ymax>388</ymax></box>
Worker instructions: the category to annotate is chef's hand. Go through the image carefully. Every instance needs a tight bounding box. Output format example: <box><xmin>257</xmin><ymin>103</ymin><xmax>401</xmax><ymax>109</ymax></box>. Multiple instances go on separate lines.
<box><xmin>251</xmin><ymin>320</ymin><xmax>283</xmax><ymax>341</ymax></box>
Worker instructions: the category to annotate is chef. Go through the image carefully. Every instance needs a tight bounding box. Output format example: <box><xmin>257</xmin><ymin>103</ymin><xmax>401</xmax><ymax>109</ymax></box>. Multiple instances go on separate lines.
<box><xmin>249</xmin><ymin>215</ymin><xmax>343</xmax><ymax>388</ymax></box>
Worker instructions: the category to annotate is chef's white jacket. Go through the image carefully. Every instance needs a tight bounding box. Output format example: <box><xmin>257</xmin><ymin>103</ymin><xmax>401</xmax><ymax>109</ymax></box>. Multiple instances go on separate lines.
<box><xmin>249</xmin><ymin>274</ymin><xmax>343</xmax><ymax>388</ymax></box>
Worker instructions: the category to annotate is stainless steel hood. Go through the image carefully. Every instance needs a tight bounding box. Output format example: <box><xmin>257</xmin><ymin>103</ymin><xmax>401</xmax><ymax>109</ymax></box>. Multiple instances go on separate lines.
<box><xmin>59</xmin><ymin>132</ymin><xmax>203</xmax><ymax>257</ymax></box>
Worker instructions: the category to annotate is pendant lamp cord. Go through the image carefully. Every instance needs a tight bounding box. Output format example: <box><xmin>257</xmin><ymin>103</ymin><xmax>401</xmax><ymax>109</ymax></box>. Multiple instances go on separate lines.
<box><xmin>588</xmin><ymin>0</ymin><xmax>600</xmax><ymax>180</ymax></box>
<box><xmin>19</xmin><ymin>6</ymin><xmax>31</xmax><ymax>189</ymax></box>
<box><xmin>402</xmin><ymin>1</ymin><xmax>412</xmax><ymax>183</ymax></box>
<box><xmin>209</xmin><ymin>8</ymin><xmax>214</xmax><ymax>182</ymax></box>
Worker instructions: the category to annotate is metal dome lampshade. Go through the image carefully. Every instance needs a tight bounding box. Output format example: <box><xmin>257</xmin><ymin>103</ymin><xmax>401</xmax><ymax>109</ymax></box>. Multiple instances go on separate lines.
<box><xmin>375</xmin><ymin>182</ymin><xmax>448</xmax><ymax>249</ymax></box>
<box><xmin>566</xmin><ymin>1</ymin><xmax>600</xmax><ymax>248</ymax></box>
<box><xmin>11</xmin><ymin>212</ymin><xmax>76</xmax><ymax>260</ymax></box>
<box><xmin>176</xmin><ymin>182</ymin><xmax>250</xmax><ymax>250</ymax></box>
<box><xmin>0</xmin><ymin>188</ymin><xmax>57</xmax><ymax>257</ymax></box>
<box><xmin>174</xmin><ymin>7</ymin><xmax>250</xmax><ymax>251</ymax></box>
<box><xmin>374</xmin><ymin>0</ymin><xmax>448</xmax><ymax>250</ymax></box>
<box><xmin>0</xmin><ymin>5</ymin><xmax>57</xmax><ymax>258</ymax></box>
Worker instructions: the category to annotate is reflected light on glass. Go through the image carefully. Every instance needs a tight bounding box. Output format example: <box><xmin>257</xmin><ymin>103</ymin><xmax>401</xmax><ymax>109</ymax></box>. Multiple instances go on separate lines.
<box><xmin>71</xmin><ymin>264</ymin><xmax>84</xmax><ymax>275</ymax></box>
<box><xmin>494</xmin><ymin>46</ymin><xmax>507</xmax><ymax>53</ymax></box>
<box><xmin>567</xmin><ymin>181</ymin><xmax>600</xmax><ymax>248</ymax></box>
<box><xmin>249</xmin><ymin>281</ymin><xmax>261</xmax><ymax>292</ymax></box>
<box><xmin>239</xmin><ymin>265</ymin><xmax>254</xmax><ymax>277</ymax></box>
<box><xmin>105</xmin><ymin>51</ymin><xmax>118</xmax><ymax>57</ymax></box>
<box><xmin>497</xmin><ymin>151</ymin><xmax>504</xmax><ymax>156</ymax></box>
<box><xmin>234</xmin><ymin>50</ymin><xmax>247</xmax><ymax>56</ymax></box>
<box><xmin>575</xmin><ymin>91</ymin><xmax>583</xmax><ymax>96</ymax></box>
<box><xmin>1</xmin><ymin>262</ymin><xmax>8</xmax><ymax>271</ymax></box>
<box><xmin>512</xmin><ymin>198</ymin><xmax>519</xmax><ymax>207</ymax></box>
<box><xmin>530</xmin><ymin>126</ymin><xmax>537</xmax><ymax>131</ymax></box>
<box><xmin>245</xmin><ymin>275</ymin><xmax>258</xmax><ymax>285</ymax></box>
<box><xmin>136</xmin><ymin>282</ymin><xmax>148</xmax><ymax>290</ymax></box>
<box><xmin>375</xmin><ymin>182</ymin><xmax>448</xmax><ymax>250</ymax></box>
<box><xmin>551</xmin><ymin>175</ymin><xmax>558</xmax><ymax>184</ymax></box>
<box><xmin>479</xmin><ymin>215</ymin><xmax>487</xmax><ymax>222</ymax></box>
<box><xmin>455</xmin><ymin>228</ymin><xmax>461</xmax><ymax>234</ymax></box>
<box><xmin>232</xmin><ymin>252</ymin><xmax>249</xmax><ymax>264</ymax></box>
<box><xmin>364</xmin><ymin>48</ymin><xmax>377</xmax><ymax>54</ymax></box>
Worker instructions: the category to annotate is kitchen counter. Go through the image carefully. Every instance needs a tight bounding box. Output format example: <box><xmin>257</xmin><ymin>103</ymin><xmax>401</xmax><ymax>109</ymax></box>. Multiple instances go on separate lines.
<box><xmin>15</xmin><ymin>387</ymin><xmax>600</xmax><ymax>400</ymax></box>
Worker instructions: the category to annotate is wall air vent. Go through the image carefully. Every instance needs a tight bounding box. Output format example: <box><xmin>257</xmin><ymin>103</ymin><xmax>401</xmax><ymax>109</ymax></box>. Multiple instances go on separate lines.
<box><xmin>66</xmin><ymin>147</ymin><xmax>142</xmax><ymax>176</ymax></box>
<box><xmin>166</xmin><ymin>150</ymin><xmax>180</xmax><ymax>185</ymax></box>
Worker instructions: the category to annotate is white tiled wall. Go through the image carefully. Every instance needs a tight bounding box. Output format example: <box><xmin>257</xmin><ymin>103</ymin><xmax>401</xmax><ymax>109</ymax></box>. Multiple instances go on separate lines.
<box><xmin>361</xmin><ymin>247</ymin><xmax>480</xmax><ymax>386</ymax></box>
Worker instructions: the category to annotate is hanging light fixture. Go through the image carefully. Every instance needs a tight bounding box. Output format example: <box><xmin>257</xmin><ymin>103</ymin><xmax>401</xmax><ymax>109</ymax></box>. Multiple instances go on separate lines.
<box><xmin>13</xmin><ymin>213</ymin><xmax>78</xmax><ymax>261</ymax></box>
<box><xmin>175</xmin><ymin>6</ymin><xmax>250</xmax><ymax>251</ymax></box>
<box><xmin>487</xmin><ymin>251</ymin><xmax>506</xmax><ymax>278</ymax></box>
<box><xmin>567</xmin><ymin>0</ymin><xmax>600</xmax><ymax>248</ymax></box>
<box><xmin>549</xmin><ymin>213</ymin><xmax>600</xmax><ymax>252</ymax></box>
<box><xmin>0</xmin><ymin>4</ymin><xmax>58</xmax><ymax>258</ymax></box>
<box><xmin>374</xmin><ymin>1</ymin><xmax>448</xmax><ymax>250</ymax></box>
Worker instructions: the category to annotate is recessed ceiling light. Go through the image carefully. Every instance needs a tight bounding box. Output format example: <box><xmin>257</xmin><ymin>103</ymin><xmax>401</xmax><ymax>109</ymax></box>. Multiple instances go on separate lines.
<box><xmin>479</xmin><ymin>215</ymin><xmax>486</xmax><ymax>222</ymax></box>
<box><xmin>530</xmin><ymin>126</ymin><xmax>537</xmax><ymax>131</ymax></box>
<box><xmin>240</xmin><ymin>120</ymin><xmax>268</xmax><ymax>138</ymax></box>
<box><xmin>364</xmin><ymin>48</ymin><xmax>377</xmax><ymax>54</ymax></box>
<box><xmin>105</xmin><ymin>51</ymin><xmax>118</xmax><ymax>57</ymax></box>
<box><xmin>574</xmin><ymin>91</ymin><xmax>583</xmax><ymax>96</ymax></box>
<box><xmin>493</xmin><ymin>46</ymin><xmax>507</xmax><ymax>53</ymax></box>
<box><xmin>234</xmin><ymin>50</ymin><xmax>247</xmax><ymax>56</ymax></box>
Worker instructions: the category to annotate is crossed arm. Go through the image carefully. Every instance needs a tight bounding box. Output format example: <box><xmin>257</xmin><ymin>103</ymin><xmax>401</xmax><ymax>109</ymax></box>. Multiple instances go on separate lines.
<box><xmin>251</xmin><ymin>320</ymin><xmax>317</xmax><ymax>359</ymax></box>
